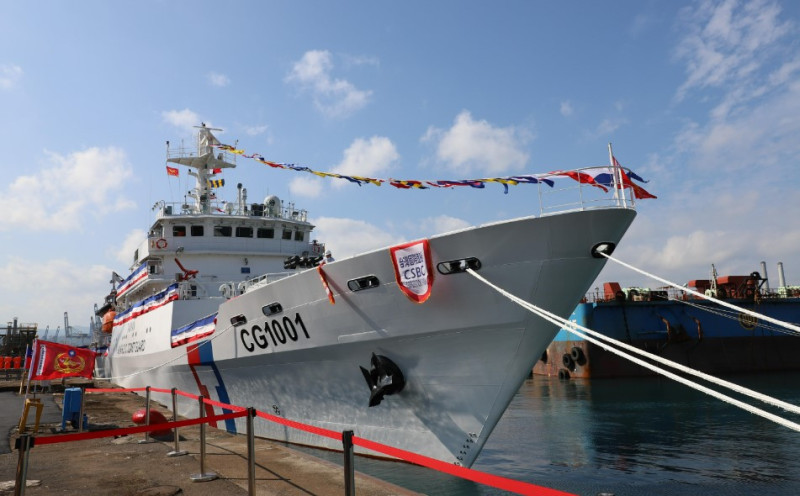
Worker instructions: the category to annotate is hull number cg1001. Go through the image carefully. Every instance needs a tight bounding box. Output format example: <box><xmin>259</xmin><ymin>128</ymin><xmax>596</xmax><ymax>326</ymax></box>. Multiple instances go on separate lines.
<box><xmin>240</xmin><ymin>313</ymin><xmax>310</xmax><ymax>352</ymax></box>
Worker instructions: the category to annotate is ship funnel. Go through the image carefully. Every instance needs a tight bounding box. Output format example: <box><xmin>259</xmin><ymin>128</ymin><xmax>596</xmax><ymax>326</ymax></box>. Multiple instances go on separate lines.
<box><xmin>760</xmin><ymin>261</ymin><xmax>769</xmax><ymax>291</ymax></box>
<box><xmin>778</xmin><ymin>262</ymin><xmax>787</xmax><ymax>288</ymax></box>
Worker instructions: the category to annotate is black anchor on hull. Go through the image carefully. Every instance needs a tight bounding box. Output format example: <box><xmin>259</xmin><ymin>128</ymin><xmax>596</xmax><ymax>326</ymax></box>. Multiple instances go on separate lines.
<box><xmin>359</xmin><ymin>353</ymin><xmax>405</xmax><ymax>407</ymax></box>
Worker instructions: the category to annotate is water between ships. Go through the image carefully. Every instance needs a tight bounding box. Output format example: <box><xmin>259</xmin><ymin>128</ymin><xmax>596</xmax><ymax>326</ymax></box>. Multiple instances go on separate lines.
<box><xmin>294</xmin><ymin>372</ymin><xmax>800</xmax><ymax>495</ymax></box>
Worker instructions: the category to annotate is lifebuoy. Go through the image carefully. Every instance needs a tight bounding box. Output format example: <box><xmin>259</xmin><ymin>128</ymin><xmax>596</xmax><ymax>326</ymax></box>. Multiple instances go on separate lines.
<box><xmin>155</xmin><ymin>238</ymin><xmax>168</xmax><ymax>249</ymax></box>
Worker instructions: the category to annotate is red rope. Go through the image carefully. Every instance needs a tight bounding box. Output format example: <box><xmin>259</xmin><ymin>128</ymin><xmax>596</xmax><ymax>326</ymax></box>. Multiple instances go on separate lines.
<box><xmin>34</xmin><ymin>410</ymin><xmax>247</xmax><ymax>445</ymax></box>
<box><xmin>80</xmin><ymin>386</ymin><xmax>575</xmax><ymax>496</ymax></box>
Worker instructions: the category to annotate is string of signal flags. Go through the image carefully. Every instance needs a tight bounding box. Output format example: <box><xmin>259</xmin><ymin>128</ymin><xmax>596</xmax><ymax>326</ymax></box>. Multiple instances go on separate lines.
<box><xmin>168</xmin><ymin>142</ymin><xmax>657</xmax><ymax>199</ymax></box>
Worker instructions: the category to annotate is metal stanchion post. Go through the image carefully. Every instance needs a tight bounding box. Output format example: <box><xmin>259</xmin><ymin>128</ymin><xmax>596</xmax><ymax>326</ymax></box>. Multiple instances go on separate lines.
<box><xmin>14</xmin><ymin>434</ymin><xmax>33</xmax><ymax>496</ymax></box>
<box><xmin>190</xmin><ymin>395</ymin><xmax>217</xmax><ymax>482</ymax></box>
<box><xmin>342</xmin><ymin>430</ymin><xmax>355</xmax><ymax>496</ymax></box>
<box><xmin>78</xmin><ymin>387</ymin><xmax>85</xmax><ymax>433</ymax></box>
<box><xmin>167</xmin><ymin>387</ymin><xmax>187</xmax><ymax>457</ymax></box>
<box><xmin>247</xmin><ymin>407</ymin><xmax>256</xmax><ymax>496</ymax></box>
<box><xmin>139</xmin><ymin>386</ymin><xmax>154</xmax><ymax>444</ymax></box>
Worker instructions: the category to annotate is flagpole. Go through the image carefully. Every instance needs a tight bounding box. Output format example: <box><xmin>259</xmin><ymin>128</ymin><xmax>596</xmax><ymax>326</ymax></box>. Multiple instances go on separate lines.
<box><xmin>608</xmin><ymin>142</ymin><xmax>628</xmax><ymax>208</ymax></box>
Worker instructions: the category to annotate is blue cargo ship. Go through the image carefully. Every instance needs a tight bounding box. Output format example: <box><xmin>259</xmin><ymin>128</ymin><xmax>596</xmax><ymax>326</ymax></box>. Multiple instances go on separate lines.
<box><xmin>534</xmin><ymin>262</ymin><xmax>800</xmax><ymax>379</ymax></box>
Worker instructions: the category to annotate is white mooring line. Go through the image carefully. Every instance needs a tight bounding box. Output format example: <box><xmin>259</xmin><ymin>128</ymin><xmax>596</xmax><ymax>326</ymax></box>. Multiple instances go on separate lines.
<box><xmin>466</xmin><ymin>267</ymin><xmax>800</xmax><ymax>433</ymax></box>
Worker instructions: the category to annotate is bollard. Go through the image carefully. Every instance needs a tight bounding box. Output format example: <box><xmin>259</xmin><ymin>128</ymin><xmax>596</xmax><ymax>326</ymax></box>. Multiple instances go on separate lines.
<box><xmin>138</xmin><ymin>386</ymin><xmax>154</xmax><ymax>444</ymax></box>
<box><xmin>190</xmin><ymin>395</ymin><xmax>217</xmax><ymax>482</ymax></box>
<box><xmin>342</xmin><ymin>430</ymin><xmax>355</xmax><ymax>496</ymax></box>
<box><xmin>14</xmin><ymin>434</ymin><xmax>34</xmax><ymax>496</ymax></box>
<box><xmin>167</xmin><ymin>387</ymin><xmax>187</xmax><ymax>457</ymax></box>
<box><xmin>247</xmin><ymin>407</ymin><xmax>256</xmax><ymax>496</ymax></box>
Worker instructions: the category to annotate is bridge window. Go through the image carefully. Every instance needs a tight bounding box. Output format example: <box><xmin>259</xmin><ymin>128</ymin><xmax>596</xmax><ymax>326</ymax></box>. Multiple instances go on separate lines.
<box><xmin>173</xmin><ymin>225</ymin><xmax>187</xmax><ymax>237</ymax></box>
<box><xmin>190</xmin><ymin>225</ymin><xmax>204</xmax><ymax>236</ymax></box>
<box><xmin>257</xmin><ymin>228</ymin><xmax>274</xmax><ymax>239</ymax></box>
<box><xmin>214</xmin><ymin>225</ymin><xmax>232</xmax><ymax>237</ymax></box>
<box><xmin>236</xmin><ymin>226</ymin><xmax>253</xmax><ymax>238</ymax></box>
<box><xmin>282</xmin><ymin>230</ymin><xmax>292</xmax><ymax>240</ymax></box>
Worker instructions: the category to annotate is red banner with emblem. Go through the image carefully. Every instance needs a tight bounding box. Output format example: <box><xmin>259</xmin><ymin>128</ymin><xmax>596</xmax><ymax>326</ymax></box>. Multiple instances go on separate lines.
<box><xmin>389</xmin><ymin>239</ymin><xmax>435</xmax><ymax>303</ymax></box>
<box><xmin>28</xmin><ymin>339</ymin><xmax>96</xmax><ymax>381</ymax></box>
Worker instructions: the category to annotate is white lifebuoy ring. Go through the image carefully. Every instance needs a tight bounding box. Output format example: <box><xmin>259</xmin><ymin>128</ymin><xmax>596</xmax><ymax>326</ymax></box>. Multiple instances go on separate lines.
<box><xmin>155</xmin><ymin>238</ymin><xmax>168</xmax><ymax>249</ymax></box>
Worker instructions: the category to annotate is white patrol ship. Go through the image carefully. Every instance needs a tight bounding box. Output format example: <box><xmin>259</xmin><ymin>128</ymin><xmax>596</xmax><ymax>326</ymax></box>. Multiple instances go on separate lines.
<box><xmin>93</xmin><ymin>124</ymin><xmax>637</xmax><ymax>468</ymax></box>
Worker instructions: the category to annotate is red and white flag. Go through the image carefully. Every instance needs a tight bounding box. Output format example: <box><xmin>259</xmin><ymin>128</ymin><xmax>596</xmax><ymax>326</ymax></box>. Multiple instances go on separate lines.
<box><xmin>28</xmin><ymin>339</ymin><xmax>96</xmax><ymax>381</ymax></box>
<box><xmin>390</xmin><ymin>239</ymin><xmax>434</xmax><ymax>303</ymax></box>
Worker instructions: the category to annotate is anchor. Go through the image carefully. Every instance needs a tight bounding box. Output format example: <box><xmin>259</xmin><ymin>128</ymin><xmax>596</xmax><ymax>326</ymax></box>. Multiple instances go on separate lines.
<box><xmin>359</xmin><ymin>353</ymin><xmax>405</xmax><ymax>407</ymax></box>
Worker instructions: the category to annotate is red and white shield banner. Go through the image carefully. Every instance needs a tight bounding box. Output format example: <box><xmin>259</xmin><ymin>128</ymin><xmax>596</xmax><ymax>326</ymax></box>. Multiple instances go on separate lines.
<box><xmin>389</xmin><ymin>239</ymin><xmax>434</xmax><ymax>303</ymax></box>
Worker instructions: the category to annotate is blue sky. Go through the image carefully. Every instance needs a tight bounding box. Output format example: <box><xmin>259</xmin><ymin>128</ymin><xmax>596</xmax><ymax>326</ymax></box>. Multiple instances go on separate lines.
<box><xmin>1</xmin><ymin>0</ymin><xmax>799</xmax><ymax>332</ymax></box>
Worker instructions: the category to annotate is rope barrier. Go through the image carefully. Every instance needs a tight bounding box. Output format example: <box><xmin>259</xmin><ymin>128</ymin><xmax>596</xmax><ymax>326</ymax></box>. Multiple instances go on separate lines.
<box><xmin>34</xmin><ymin>410</ymin><xmax>247</xmax><ymax>445</ymax></box>
<box><xmin>353</xmin><ymin>436</ymin><xmax>574</xmax><ymax>496</ymax></box>
<box><xmin>465</xmin><ymin>268</ymin><xmax>800</xmax><ymax>433</ymax></box>
<box><xmin>68</xmin><ymin>386</ymin><xmax>573</xmax><ymax>495</ymax></box>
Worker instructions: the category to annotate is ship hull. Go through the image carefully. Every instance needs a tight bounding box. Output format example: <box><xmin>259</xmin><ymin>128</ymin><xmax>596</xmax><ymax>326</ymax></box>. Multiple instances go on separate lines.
<box><xmin>534</xmin><ymin>297</ymin><xmax>800</xmax><ymax>379</ymax></box>
<box><xmin>101</xmin><ymin>207</ymin><xmax>636</xmax><ymax>467</ymax></box>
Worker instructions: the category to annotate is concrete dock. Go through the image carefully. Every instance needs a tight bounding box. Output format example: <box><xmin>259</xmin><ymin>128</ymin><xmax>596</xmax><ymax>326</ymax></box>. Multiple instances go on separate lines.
<box><xmin>0</xmin><ymin>380</ymin><xmax>422</xmax><ymax>495</ymax></box>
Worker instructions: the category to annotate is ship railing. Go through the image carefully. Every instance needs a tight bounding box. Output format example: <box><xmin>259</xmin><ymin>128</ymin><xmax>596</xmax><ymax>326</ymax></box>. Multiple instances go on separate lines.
<box><xmin>166</xmin><ymin>140</ymin><xmax>238</xmax><ymax>166</ymax></box>
<box><xmin>155</xmin><ymin>201</ymin><xmax>308</xmax><ymax>222</ymax></box>
<box><xmin>536</xmin><ymin>166</ymin><xmax>639</xmax><ymax>217</ymax></box>
<box><xmin>239</xmin><ymin>272</ymin><xmax>294</xmax><ymax>294</ymax></box>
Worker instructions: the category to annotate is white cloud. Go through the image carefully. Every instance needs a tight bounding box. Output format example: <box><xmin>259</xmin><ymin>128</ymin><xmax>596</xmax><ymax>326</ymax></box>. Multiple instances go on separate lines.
<box><xmin>674</xmin><ymin>0</ymin><xmax>793</xmax><ymax>111</ymax></box>
<box><xmin>0</xmin><ymin>257</ymin><xmax>112</xmax><ymax>330</ymax></box>
<box><xmin>560</xmin><ymin>100</ymin><xmax>574</xmax><ymax>117</ymax></box>
<box><xmin>289</xmin><ymin>176</ymin><xmax>324</xmax><ymax>197</ymax></box>
<box><xmin>115</xmin><ymin>229</ymin><xmax>146</xmax><ymax>266</ymax></box>
<box><xmin>285</xmin><ymin>50</ymin><xmax>373</xmax><ymax>118</ymax></box>
<box><xmin>162</xmin><ymin>109</ymin><xmax>202</xmax><ymax>131</ymax></box>
<box><xmin>418</xmin><ymin>215</ymin><xmax>472</xmax><ymax>237</ymax></box>
<box><xmin>594</xmin><ymin>118</ymin><xmax>626</xmax><ymax>137</ymax></box>
<box><xmin>312</xmin><ymin>217</ymin><xmax>401</xmax><ymax>259</ymax></box>
<box><xmin>243</xmin><ymin>124</ymin><xmax>268</xmax><ymax>136</ymax></box>
<box><xmin>330</xmin><ymin>136</ymin><xmax>399</xmax><ymax>187</ymax></box>
<box><xmin>674</xmin><ymin>78</ymin><xmax>800</xmax><ymax>172</ymax></box>
<box><xmin>0</xmin><ymin>147</ymin><xmax>134</xmax><ymax>231</ymax></box>
<box><xmin>422</xmin><ymin>110</ymin><xmax>531</xmax><ymax>175</ymax></box>
<box><xmin>207</xmin><ymin>71</ymin><xmax>231</xmax><ymax>87</ymax></box>
<box><xmin>0</xmin><ymin>64</ymin><xmax>22</xmax><ymax>89</ymax></box>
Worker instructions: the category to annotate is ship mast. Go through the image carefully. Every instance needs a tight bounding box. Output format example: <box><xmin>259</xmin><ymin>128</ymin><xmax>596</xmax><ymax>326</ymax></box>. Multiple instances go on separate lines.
<box><xmin>167</xmin><ymin>123</ymin><xmax>237</xmax><ymax>214</ymax></box>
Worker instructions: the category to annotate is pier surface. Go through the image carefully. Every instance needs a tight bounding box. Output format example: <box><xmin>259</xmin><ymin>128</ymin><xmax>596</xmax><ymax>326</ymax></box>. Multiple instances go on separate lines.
<box><xmin>0</xmin><ymin>379</ymin><xmax>420</xmax><ymax>495</ymax></box>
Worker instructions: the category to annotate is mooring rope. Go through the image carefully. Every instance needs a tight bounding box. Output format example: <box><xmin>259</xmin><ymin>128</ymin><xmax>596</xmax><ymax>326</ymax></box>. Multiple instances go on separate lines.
<box><xmin>466</xmin><ymin>268</ymin><xmax>800</xmax><ymax>432</ymax></box>
<box><xmin>599</xmin><ymin>253</ymin><xmax>800</xmax><ymax>335</ymax></box>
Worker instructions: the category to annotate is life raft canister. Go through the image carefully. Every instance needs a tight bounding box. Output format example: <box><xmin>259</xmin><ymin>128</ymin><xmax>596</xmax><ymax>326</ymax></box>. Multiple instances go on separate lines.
<box><xmin>101</xmin><ymin>311</ymin><xmax>116</xmax><ymax>334</ymax></box>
